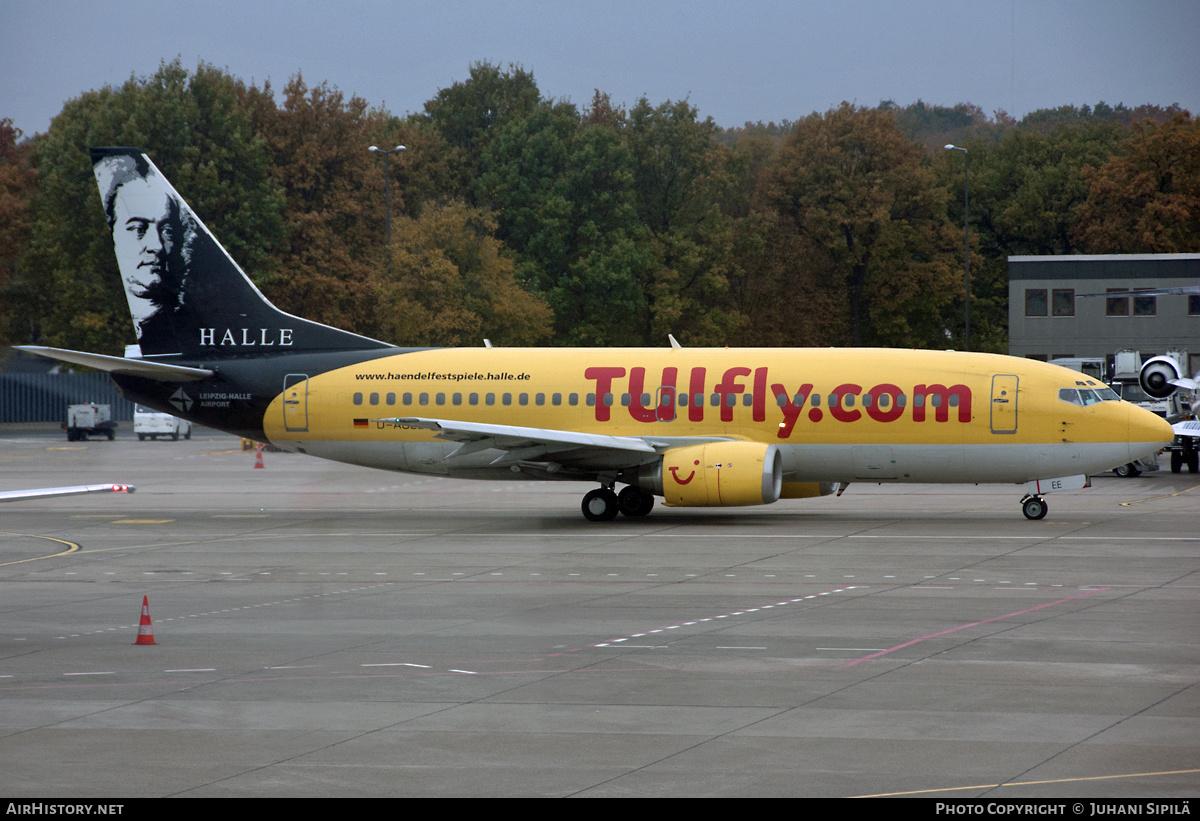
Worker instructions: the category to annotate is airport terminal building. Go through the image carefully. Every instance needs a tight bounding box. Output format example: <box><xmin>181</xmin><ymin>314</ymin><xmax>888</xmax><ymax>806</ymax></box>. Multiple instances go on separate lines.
<box><xmin>1008</xmin><ymin>253</ymin><xmax>1200</xmax><ymax>373</ymax></box>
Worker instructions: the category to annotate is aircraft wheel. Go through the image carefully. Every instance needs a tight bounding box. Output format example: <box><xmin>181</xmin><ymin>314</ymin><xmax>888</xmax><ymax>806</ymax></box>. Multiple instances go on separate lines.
<box><xmin>618</xmin><ymin>486</ymin><xmax>655</xmax><ymax>517</ymax></box>
<box><xmin>1022</xmin><ymin>496</ymin><xmax>1048</xmax><ymax>520</ymax></box>
<box><xmin>1171</xmin><ymin>451</ymin><xmax>1183</xmax><ymax>473</ymax></box>
<box><xmin>582</xmin><ymin>488</ymin><xmax>619</xmax><ymax>522</ymax></box>
<box><xmin>1114</xmin><ymin>463</ymin><xmax>1140</xmax><ymax>478</ymax></box>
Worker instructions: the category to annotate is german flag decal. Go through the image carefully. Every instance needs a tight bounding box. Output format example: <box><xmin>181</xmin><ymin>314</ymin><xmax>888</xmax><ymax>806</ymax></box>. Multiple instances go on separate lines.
<box><xmin>353</xmin><ymin>419</ymin><xmax>369</xmax><ymax>428</ymax></box>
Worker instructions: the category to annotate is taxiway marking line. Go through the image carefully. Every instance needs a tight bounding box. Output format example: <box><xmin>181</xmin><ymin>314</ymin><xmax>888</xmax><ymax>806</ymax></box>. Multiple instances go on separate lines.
<box><xmin>850</xmin><ymin>767</ymin><xmax>1200</xmax><ymax>797</ymax></box>
<box><xmin>844</xmin><ymin>586</ymin><xmax>1111</xmax><ymax>666</ymax></box>
<box><xmin>1120</xmin><ymin>483</ymin><xmax>1200</xmax><ymax>507</ymax></box>
<box><xmin>0</xmin><ymin>532</ymin><xmax>82</xmax><ymax>566</ymax></box>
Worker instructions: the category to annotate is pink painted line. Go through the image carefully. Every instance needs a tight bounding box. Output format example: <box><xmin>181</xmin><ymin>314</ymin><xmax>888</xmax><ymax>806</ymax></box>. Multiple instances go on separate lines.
<box><xmin>844</xmin><ymin>587</ymin><xmax>1111</xmax><ymax>667</ymax></box>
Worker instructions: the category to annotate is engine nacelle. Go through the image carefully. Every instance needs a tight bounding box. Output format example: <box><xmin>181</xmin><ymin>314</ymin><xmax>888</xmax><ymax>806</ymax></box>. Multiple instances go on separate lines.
<box><xmin>656</xmin><ymin>442</ymin><xmax>782</xmax><ymax>507</ymax></box>
<box><xmin>1140</xmin><ymin>355</ymin><xmax>1185</xmax><ymax>399</ymax></box>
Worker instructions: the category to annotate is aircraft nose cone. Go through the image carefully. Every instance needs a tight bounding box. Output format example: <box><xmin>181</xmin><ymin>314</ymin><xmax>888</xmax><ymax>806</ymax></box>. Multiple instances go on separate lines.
<box><xmin>1127</xmin><ymin>403</ymin><xmax>1175</xmax><ymax>457</ymax></box>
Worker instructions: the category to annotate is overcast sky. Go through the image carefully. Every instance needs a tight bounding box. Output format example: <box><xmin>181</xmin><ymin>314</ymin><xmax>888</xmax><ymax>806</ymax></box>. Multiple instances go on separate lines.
<box><xmin>2</xmin><ymin>0</ymin><xmax>1197</xmax><ymax>138</ymax></box>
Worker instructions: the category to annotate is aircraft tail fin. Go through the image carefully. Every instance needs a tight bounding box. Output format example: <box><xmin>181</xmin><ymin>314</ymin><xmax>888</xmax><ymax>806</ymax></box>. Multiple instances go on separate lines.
<box><xmin>91</xmin><ymin>147</ymin><xmax>392</xmax><ymax>358</ymax></box>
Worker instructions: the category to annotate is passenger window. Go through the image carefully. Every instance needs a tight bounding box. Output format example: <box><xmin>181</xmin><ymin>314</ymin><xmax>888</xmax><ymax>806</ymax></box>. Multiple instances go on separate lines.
<box><xmin>587</xmin><ymin>394</ymin><xmax>596</xmax><ymax>406</ymax></box>
<box><xmin>742</xmin><ymin>394</ymin><xmax>753</xmax><ymax>406</ymax></box>
<box><xmin>776</xmin><ymin>393</ymin><xmax>787</xmax><ymax>406</ymax></box>
<box><xmin>811</xmin><ymin>394</ymin><xmax>821</xmax><ymax>407</ymax></box>
<box><xmin>536</xmin><ymin>393</ymin><xmax>545</xmax><ymax>406</ymax></box>
<box><xmin>552</xmin><ymin>393</ymin><xmax>561</xmax><ymax>406</ymax></box>
<box><xmin>845</xmin><ymin>394</ymin><xmax>855</xmax><ymax>407</ymax></box>
<box><xmin>503</xmin><ymin>393</ymin><xmax>512</xmax><ymax>406</ymax></box>
<box><xmin>369</xmin><ymin>393</ymin><xmax>379</xmax><ymax>405</ymax></box>
<box><xmin>604</xmin><ymin>393</ymin><xmax>614</xmax><ymax>406</ymax></box>
<box><xmin>436</xmin><ymin>393</ymin><xmax>445</xmax><ymax>405</ymax></box>
<box><xmin>519</xmin><ymin>393</ymin><xmax>529</xmax><ymax>406</ymax></box>
<box><xmin>419</xmin><ymin>393</ymin><xmax>429</xmax><ymax>405</ymax></box>
<box><xmin>386</xmin><ymin>393</ymin><xmax>395</xmax><ymax>405</ymax></box>
<box><xmin>793</xmin><ymin>393</ymin><xmax>806</xmax><ymax>407</ymax></box>
<box><xmin>621</xmin><ymin>393</ymin><xmax>631</xmax><ymax>407</ymax></box>
<box><xmin>452</xmin><ymin>393</ymin><xmax>462</xmax><ymax>405</ymax></box>
<box><xmin>569</xmin><ymin>393</ymin><xmax>579</xmax><ymax>406</ymax></box>
<box><xmin>403</xmin><ymin>392</ymin><xmax>412</xmax><ymax>405</ymax></box>
<box><xmin>469</xmin><ymin>393</ymin><xmax>479</xmax><ymax>405</ymax></box>
<box><xmin>486</xmin><ymin>393</ymin><xmax>495</xmax><ymax>406</ymax></box>
<box><xmin>353</xmin><ymin>392</ymin><xmax>363</xmax><ymax>405</ymax></box>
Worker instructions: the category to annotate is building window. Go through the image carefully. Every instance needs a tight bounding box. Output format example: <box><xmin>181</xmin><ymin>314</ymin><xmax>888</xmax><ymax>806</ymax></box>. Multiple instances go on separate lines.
<box><xmin>1052</xmin><ymin>289</ymin><xmax>1075</xmax><ymax>316</ymax></box>
<box><xmin>1106</xmin><ymin>289</ymin><xmax>1129</xmax><ymax>316</ymax></box>
<box><xmin>1133</xmin><ymin>290</ymin><xmax>1157</xmax><ymax>316</ymax></box>
<box><xmin>1025</xmin><ymin>289</ymin><xmax>1047</xmax><ymax>316</ymax></box>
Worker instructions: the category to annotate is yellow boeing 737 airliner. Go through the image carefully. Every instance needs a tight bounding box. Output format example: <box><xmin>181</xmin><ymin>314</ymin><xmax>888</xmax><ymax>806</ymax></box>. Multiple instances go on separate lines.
<box><xmin>18</xmin><ymin>149</ymin><xmax>1174</xmax><ymax>521</ymax></box>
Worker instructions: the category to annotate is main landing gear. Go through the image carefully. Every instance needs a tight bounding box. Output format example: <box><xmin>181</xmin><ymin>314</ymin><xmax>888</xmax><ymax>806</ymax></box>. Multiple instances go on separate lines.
<box><xmin>1020</xmin><ymin>493</ymin><xmax>1048</xmax><ymax>520</ymax></box>
<box><xmin>581</xmin><ymin>486</ymin><xmax>655</xmax><ymax>521</ymax></box>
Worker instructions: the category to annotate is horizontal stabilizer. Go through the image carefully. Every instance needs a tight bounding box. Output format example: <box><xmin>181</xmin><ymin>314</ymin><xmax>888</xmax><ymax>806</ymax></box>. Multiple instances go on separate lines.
<box><xmin>15</xmin><ymin>346</ymin><xmax>213</xmax><ymax>382</ymax></box>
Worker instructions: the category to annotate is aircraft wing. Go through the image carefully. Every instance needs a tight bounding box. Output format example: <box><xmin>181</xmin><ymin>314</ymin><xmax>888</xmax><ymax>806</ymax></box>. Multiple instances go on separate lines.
<box><xmin>0</xmin><ymin>484</ymin><xmax>136</xmax><ymax>502</ymax></box>
<box><xmin>1078</xmin><ymin>285</ymin><xmax>1200</xmax><ymax>298</ymax></box>
<box><xmin>14</xmin><ymin>346</ymin><xmax>213</xmax><ymax>382</ymax></box>
<box><xmin>1172</xmin><ymin>420</ymin><xmax>1200</xmax><ymax>439</ymax></box>
<box><xmin>380</xmin><ymin>416</ymin><xmax>730</xmax><ymax>469</ymax></box>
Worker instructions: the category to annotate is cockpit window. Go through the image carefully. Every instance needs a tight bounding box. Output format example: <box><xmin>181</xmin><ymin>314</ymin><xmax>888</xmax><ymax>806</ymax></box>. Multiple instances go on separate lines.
<box><xmin>1060</xmin><ymin>387</ymin><xmax>1121</xmax><ymax>406</ymax></box>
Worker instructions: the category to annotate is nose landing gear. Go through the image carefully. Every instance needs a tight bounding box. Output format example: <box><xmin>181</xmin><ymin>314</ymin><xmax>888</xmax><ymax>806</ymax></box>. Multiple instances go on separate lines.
<box><xmin>1020</xmin><ymin>494</ymin><xmax>1048</xmax><ymax>520</ymax></box>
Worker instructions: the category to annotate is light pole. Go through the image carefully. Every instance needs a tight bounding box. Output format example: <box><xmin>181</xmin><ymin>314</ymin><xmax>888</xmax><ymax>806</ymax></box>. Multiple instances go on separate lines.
<box><xmin>368</xmin><ymin>144</ymin><xmax>406</xmax><ymax>273</ymax></box>
<box><xmin>945</xmin><ymin>144</ymin><xmax>970</xmax><ymax>351</ymax></box>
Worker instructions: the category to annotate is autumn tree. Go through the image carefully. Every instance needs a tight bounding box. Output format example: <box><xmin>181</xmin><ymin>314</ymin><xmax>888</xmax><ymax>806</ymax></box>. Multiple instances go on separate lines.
<box><xmin>1073</xmin><ymin>112</ymin><xmax>1200</xmax><ymax>253</ymax></box>
<box><xmin>755</xmin><ymin>103</ymin><xmax>959</xmax><ymax>348</ymax></box>
<box><xmin>261</xmin><ymin>75</ymin><xmax>392</xmax><ymax>332</ymax></box>
<box><xmin>0</xmin><ymin>120</ymin><xmax>37</xmax><ymax>345</ymax></box>
<box><xmin>368</xmin><ymin>201</ymin><xmax>552</xmax><ymax>346</ymax></box>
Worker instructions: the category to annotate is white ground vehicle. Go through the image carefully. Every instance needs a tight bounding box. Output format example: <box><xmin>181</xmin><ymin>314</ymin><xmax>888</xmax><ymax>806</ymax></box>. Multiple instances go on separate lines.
<box><xmin>134</xmin><ymin>405</ymin><xmax>191</xmax><ymax>441</ymax></box>
<box><xmin>65</xmin><ymin>403</ymin><xmax>116</xmax><ymax>441</ymax></box>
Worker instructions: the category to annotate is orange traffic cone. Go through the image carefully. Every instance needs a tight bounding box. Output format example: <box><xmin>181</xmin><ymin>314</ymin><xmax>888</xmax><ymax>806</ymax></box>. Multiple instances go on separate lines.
<box><xmin>254</xmin><ymin>442</ymin><xmax>265</xmax><ymax>469</ymax></box>
<box><xmin>134</xmin><ymin>595</ymin><xmax>157</xmax><ymax>645</ymax></box>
